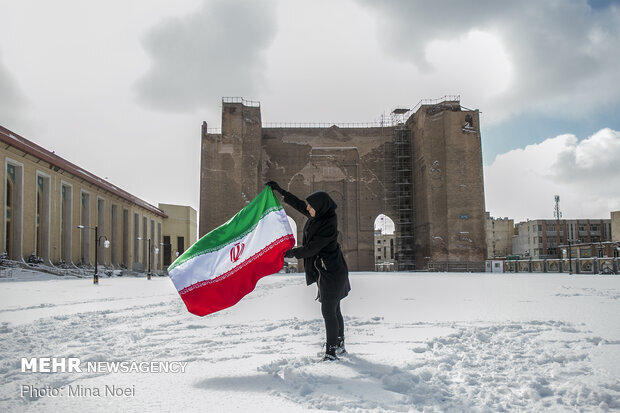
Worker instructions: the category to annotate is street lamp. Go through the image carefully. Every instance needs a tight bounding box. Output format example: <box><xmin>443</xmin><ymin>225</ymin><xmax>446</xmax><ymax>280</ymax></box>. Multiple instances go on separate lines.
<box><xmin>77</xmin><ymin>225</ymin><xmax>110</xmax><ymax>284</ymax></box>
<box><xmin>137</xmin><ymin>238</ymin><xmax>159</xmax><ymax>280</ymax></box>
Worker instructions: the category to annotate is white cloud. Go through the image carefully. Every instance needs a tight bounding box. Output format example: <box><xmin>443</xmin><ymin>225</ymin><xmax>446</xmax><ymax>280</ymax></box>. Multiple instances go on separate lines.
<box><xmin>1</xmin><ymin>0</ymin><xmax>619</xmax><ymax>221</ymax></box>
<box><xmin>0</xmin><ymin>54</ymin><xmax>29</xmax><ymax>125</ymax></box>
<box><xmin>135</xmin><ymin>0</ymin><xmax>277</xmax><ymax>112</ymax></box>
<box><xmin>355</xmin><ymin>0</ymin><xmax>620</xmax><ymax>124</ymax></box>
<box><xmin>259</xmin><ymin>0</ymin><xmax>515</xmax><ymax>125</ymax></box>
<box><xmin>484</xmin><ymin>128</ymin><xmax>620</xmax><ymax>222</ymax></box>
<box><xmin>425</xmin><ymin>30</ymin><xmax>513</xmax><ymax>101</ymax></box>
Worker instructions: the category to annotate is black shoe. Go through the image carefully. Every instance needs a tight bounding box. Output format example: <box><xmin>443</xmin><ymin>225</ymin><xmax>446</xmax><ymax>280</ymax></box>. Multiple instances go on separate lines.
<box><xmin>322</xmin><ymin>344</ymin><xmax>339</xmax><ymax>361</ymax></box>
<box><xmin>336</xmin><ymin>336</ymin><xmax>347</xmax><ymax>354</ymax></box>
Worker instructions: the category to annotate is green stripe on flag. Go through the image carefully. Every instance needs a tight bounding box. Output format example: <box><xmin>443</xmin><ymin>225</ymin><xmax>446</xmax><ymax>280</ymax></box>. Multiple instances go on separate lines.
<box><xmin>168</xmin><ymin>187</ymin><xmax>284</xmax><ymax>272</ymax></box>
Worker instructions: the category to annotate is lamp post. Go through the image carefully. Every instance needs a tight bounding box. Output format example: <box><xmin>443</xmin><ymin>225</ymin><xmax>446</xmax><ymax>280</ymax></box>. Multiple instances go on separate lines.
<box><xmin>77</xmin><ymin>225</ymin><xmax>110</xmax><ymax>284</ymax></box>
<box><xmin>568</xmin><ymin>239</ymin><xmax>573</xmax><ymax>275</ymax></box>
<box><xmin>137</xmin><ymin>238</ymin><xmax>159</xmax><ymax>279</ymax></box>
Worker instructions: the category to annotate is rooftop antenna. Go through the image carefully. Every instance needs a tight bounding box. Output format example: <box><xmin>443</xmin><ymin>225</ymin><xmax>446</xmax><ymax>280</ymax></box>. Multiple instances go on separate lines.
<box><xmin>553</xmin><ymin>195</ymin><xmax>562</xmax><ymax>220</ymax></box>
<box><xmin>554</xmin><ymin>195</ymin><xmax>563</xmax><ymax>247</ymax></box>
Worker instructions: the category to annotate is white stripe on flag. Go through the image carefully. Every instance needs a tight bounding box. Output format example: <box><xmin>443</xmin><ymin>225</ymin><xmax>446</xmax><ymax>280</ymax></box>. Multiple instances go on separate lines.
<box><xmin>168</xmin><ymin>210</ymin><xmax>292</xmax><ymax>292</ymax></box>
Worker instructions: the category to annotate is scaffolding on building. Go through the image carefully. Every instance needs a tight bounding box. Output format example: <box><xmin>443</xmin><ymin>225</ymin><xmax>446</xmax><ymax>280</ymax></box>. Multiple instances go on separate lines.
<box><xmin>391</xmin><ymin>110</ymin><xmax>415</xmax><ymax>270</ymax></box>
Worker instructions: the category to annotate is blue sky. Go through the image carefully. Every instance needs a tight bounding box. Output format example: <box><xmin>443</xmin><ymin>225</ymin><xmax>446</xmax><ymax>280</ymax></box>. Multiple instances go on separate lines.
<box><xmin>1</xmin><ymin>0</ymin><xmax>619</xmax><ymax>223</ymax></box>
<box><xmin>482</xmin><ymin>101</ymin><xmax>620</xmax><ymax>165</ymax></box>
<box><xmin>588</xmin><ymin>0</ymin><xmax>618</xmax><ymax>10</ymax></box>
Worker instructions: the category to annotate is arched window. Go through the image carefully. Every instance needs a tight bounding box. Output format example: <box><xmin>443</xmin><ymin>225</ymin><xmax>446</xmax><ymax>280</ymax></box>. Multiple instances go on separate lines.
<box><xmin>374</xmin><ymin>214</ymin><xmax>395</xmax><ymax>235</ymax></box>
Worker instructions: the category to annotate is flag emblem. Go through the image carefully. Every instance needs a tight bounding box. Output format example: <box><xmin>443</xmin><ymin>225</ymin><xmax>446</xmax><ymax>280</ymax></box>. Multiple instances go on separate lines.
<box><xmin>230</xmin><ymin>242</ymin><xmax>245</xmax><ymax>263</ymax></box>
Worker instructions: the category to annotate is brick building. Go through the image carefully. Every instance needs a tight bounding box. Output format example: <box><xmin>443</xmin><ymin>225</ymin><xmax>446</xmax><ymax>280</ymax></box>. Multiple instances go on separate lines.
<box><xmin>200</xmin><ymin>97</ymin><xmax>486</xmax><ymax>271</ymax></box>
<box><xmin>485</xmin><ymin>213</ymin><xmax>514</xmax><ymax>259</ymax></box>
<box><xmin>374</xmin><ymin>230</ymin><xmax>396</xmax><ymax>271</ymax></box>
<box><xmin>512</xmin><ymin>219</ymin><xmax>612</xmax><ymax>259</ymax></box>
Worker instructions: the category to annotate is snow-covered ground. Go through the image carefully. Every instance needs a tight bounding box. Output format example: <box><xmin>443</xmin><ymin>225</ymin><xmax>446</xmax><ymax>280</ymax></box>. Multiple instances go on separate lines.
<box><xmin>1</xmin><ymin>270</ymin><xmax>619</xmax><ymax>412</ymax></box>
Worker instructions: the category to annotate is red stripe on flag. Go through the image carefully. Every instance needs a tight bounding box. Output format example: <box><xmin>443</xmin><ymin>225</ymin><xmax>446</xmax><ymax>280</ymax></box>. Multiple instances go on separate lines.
<box><xmin>178</xmin><ymin>235</ymin><xmax>295</xmax><ymax>316</ymax></box>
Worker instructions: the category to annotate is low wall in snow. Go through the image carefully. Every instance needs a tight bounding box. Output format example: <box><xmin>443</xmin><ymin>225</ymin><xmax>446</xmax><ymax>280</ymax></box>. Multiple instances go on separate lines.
<box><xmin>502</xmin><ymin>258</ymin><xmax>619</xmax><ymax>274</ymax></box>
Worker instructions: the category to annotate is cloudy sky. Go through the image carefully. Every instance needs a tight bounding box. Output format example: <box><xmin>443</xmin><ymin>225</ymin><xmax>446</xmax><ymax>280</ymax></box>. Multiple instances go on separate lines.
<box><xmin>1</xmin><ymin>0</ymin><xmax>619</xmax><ymax>225</ymax></box>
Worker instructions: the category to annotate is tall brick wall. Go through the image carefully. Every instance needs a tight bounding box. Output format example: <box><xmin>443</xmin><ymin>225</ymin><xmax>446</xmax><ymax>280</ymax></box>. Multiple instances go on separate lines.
<box><xmin>200</xmin><ymin>99</ymin><xmax>487</xmax><ymax>271</ymax></box>
<box><xmin>259</xmin><ymin>126</ymin><xmax>394</xmax><ymax>270</ymax></box>
<box><xmin>199</xmin><ymin>102</ymin><xmax>262</xmax><ymax>234</ymax></box>
<box><xmin>410</xmin><ymin>103</ymin><xmax>486</xmax><ymax>265</ymax></box>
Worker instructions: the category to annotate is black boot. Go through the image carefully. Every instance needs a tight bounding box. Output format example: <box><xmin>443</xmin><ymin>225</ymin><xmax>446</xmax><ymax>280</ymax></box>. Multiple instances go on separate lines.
<box><xmin>336</xmin><ymin>336</ymin><xmax>347</xmax><ymax>355</ymax></box>
<box><xmin>323</xmin><ymin>344</ymin><xmax>339</xmax><ymax>361</ymax></box>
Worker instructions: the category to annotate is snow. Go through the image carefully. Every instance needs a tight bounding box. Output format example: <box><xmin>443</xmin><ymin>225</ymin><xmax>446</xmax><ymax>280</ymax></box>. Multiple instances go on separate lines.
<box><xmin>1</xmin><ymin>271</ymin><xmax>619</xmax><ymax>412</ymax></box>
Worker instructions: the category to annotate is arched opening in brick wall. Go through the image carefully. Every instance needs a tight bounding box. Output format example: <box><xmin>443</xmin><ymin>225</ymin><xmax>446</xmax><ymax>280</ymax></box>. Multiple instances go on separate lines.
<box><xmin>374</xmin><ymin>214</ymin><xmax>396</xmax><ymax>272</ymax></box>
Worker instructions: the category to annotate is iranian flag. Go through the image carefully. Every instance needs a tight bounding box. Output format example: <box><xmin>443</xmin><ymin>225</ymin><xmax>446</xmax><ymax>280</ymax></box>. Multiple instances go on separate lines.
<box><xmin>168</xmin><ymin>187</ymin><xmax>295</xmax><ymax>316</ymax></box>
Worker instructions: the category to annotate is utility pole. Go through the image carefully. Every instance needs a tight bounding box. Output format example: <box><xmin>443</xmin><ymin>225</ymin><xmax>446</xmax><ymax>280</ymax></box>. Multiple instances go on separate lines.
<box><xmin>555</xmin><ymin>195</ymin><xmax>574</xmax><ymax>274</ymax></box>
<box><xmin>554</xmin><ymin>195</ymin><xmax>562</xmax><ymax>259</ymax></box>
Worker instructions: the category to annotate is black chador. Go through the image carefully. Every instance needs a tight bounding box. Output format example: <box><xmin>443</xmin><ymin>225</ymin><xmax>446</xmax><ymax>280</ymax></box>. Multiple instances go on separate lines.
<box><xmin>266</xmin><ymin>181</ymin><xmax>351</xmax><ymax>361</ymax></box>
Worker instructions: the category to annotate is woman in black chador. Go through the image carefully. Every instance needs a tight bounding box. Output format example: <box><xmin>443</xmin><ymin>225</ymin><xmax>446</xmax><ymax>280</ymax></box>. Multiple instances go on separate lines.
<box><xmin>267</xmin><ymin>181</ymin><xmax>351</xmax><ymax>361</ymax></box>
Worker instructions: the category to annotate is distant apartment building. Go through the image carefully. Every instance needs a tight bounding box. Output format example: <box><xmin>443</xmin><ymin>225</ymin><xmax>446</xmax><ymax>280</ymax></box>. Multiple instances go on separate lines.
<box><xmin>0</xmin><ymin>124</ymin><xmax>195</xmax><ymax>272</ymax></box>
<box><xmin>485</xmin><ymin>212</ymin><xmax>513</xmax><ymax>258</ymax></box>
<box><xmin>612</xmin><ymin>211</ymin><xmax>620</xmax><ymax>242</ymax></box>
<box><xmin>512</xmin><ymin>219</ymin><xmax>612</xmax><ymax>259</ymax></box>
<box><xmin>374</xmin><ymin>230</ymin><xmax>396</xmax><ymax>271</ymax></box>
<box><xmin>159</xmin><ymin>203</ymin><xmax>197</xmax><ymax>269</ymax></box>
